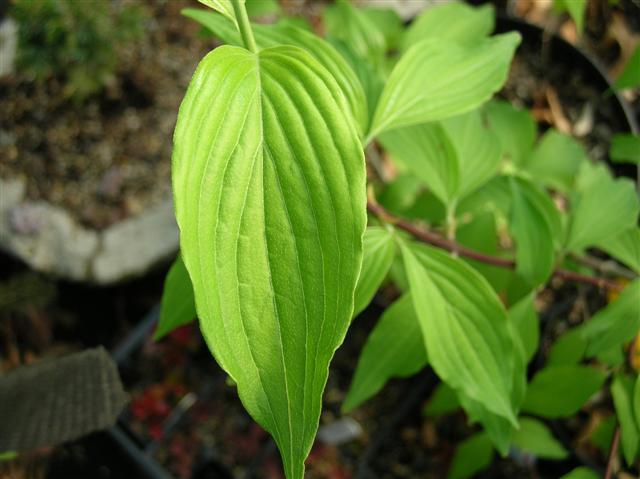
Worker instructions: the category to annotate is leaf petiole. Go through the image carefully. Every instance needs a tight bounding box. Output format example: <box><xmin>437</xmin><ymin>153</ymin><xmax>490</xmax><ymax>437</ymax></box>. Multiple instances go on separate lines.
<box><xmin>231</xmin><ymin>0</ymin><xmax>257</xmax><ymax>53</ymax></box>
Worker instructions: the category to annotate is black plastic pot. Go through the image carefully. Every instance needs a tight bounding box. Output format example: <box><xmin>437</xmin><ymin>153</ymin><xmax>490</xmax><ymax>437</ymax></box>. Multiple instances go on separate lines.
<box><xmin>107</xmin><ymin>14</ymin><xmax>639</xmax><ymax>479</ymax></box>
<box><xmin>494</xmin><ymin>14</ymin><xmax>638</xmax><ymax>180</ymax></box>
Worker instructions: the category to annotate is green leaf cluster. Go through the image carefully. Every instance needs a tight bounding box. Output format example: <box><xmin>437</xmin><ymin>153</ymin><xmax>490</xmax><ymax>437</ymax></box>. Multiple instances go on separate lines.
<box><xmin>158</xmin><ymin>1</ymin><xmax>640</xmax><ymax>477</ymax></box>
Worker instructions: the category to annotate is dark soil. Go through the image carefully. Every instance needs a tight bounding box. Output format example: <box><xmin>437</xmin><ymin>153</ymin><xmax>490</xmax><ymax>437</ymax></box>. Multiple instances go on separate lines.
<box><xmin>0</xmin><ymin>0</ymin><xmax>210</xmax><ymax>230</ymax></box>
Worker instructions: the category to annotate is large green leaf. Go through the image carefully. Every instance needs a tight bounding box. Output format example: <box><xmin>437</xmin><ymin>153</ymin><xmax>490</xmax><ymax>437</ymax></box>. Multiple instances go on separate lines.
<box><xmin>526</xmin><ymin>129</ymin><xmax>587</xmax><ymax>192</ymax></box>
<box><xmin>367</xmin><ymin>33</ymin><xmax>520</xmax><ymax>141</ymax></box>
<box><xmin>566</xmin><ymin>163</ymin><xmax>639</xmax><ymax>251</ymax></box>
<box><xmin>522</xmin><ymin>366</ymin><xmax>607</xmax><ymax>418</ymax></box>
<box><xmin>155</xmin><ymin>256</ymin><xmax>196</xmax><ymax>340</ymax></box>
<box><xmin>172</xmin><ymin>44</ymin><xmax>366</xmax><ymax>479</ymax></box>
<box><xmin>581</xmin><ymin>280</ymin><xmax>640</xmax><ymax>357</ymax></box>
<box><xmin>611</xmin><ymin>374</ymin><xmax>640</xmax><ymax>465</ymax></box>
<box><xmin>183</xmin><ymin>9</ymin><xmax>368</xmax><ymax>134</ymax></box>
<box><xmin>400</xmin><ymin>240</ymin><xmax>517</xmax><ymax>424</ymax></box>
<box><xmin>597</xmin><ymin>227</ymin><xmax>640</xmax><ymax>274</ymax></box>
<box><xmin>343</xmin><ymin>294</ymin><xmax>427</xmax><ymax>412</ymax></box>
<box><xmin>508</xmin><ymin>177</ymin><xmax>557</xmax><ymax>285</ymax></box>
<box><xmin>402</xmin><ymin>2</ymin><xmax>495</xmax><ymax>51</ymax></box>
<box><xmin>353</xmin><ymin>226</ymin><xmax>396</xmax><ymax>316</ymax></box>
<box><xmin>448</xmin><ymin>432</ymin><xmax>494</xmax><ymax>479</ymax></box>
<box><xmin>510</xmin><ymin>417</ymin><xmax>568</xmax><ymax>459</ymax></box>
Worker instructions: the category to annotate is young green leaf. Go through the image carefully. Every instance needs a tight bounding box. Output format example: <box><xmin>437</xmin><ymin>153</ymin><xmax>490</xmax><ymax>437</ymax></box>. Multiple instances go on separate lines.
<box><xmin>380</xmin><ymin>109</ymin><xmax>501</xmax><ymax>207</ymax></box>
<box><xmin>614</xmin><ymin>44</ymin><xmax>640</xmax><ymax>91</ymax></box>
<box><xmin>172</xmin><ymin>44</ymin><xmax>366</xmax><ymax>479</ymax></box>
<box><xmin>559</xmin><ymin>467</ymin><xmax>599</xmax><ymax>479</ymax></box>
<box><xmin>368</xmin><ymin>33</ymin><xmax>520</xmax><ymax>141</ymax></box>
<box><xmin>402</xmin><ymin>2</ymin><xmax>495</xmax><ymax>50</ymax></box>
<box><xmin>596</xmin><ymin>227</ymin><xmax>640</xmax><ymax>274</ymax></box>
<box><xmin>198</xmin><ymin>0</ymin><xmax>239</xmax><ymax>26</ymax></box>
<box><xmin>182</xmin><ymin>9</ymin><xmax>369</xmax><ymax>134</ymax></box>
<box><xmin>611</xmin><ymin>374</ymin><xmax>640</xmax><ymax>465</ymax></box>
<box><xmin>566</xmin><ymin>163</ymin><xmax>639</xmax><ymax>252</ymax></box>
<box><xmin>458</xmin><ymin>310</ymin><xmax>528</xmax><ymax>454</ymax></box>
<box><xmin>343</xmin><ymin>295</ymin><xmax>427</xmax><ymax>412</ymax></box>
<box><xmin>484</xmin><ymin>100</ymin><xmax>536</xmax><ymax>166</ymax></box>
<box><xmin>353</xmin><ymin>227</ymin><xmax>396</xmax><ymax>317</ymax></box>
<box><xmin>610</xmin><ymin>133</ymin><xmax>640</xmax><ymax>165</ymax></box>
<box><xmin>441</xmin><ymin>109</ymin><xmax>502</xmax><ymax>200</ymax></box>
<box><xmin>581</xmin><ymin>280</ymin><xmax>640</xmax><ymax>357</ymax></box>
<box><xmin>547</xmin><ymin>327</ymin><xmax>588</xmax><ymax>366</ymax></box>
<box><xmin>510</xmin><ymin>417</ymin><xmax>568</xmax><ymax>459</ymax></box>
<box><xmin>379</xmin><ymin>122</ymin><xmax>458</xmax><ymax>205</ymax></box>
<box><xmin>399</xmin><ymin>240</ymin><xmax>518</xmax><ymax>424</ymax></box>
<box><xmin>509</xmin><ymin>293</ymin><xmax>539</xmax><ymax>364</ymax></box>
<box><xmin>323</xmin><ymin>0</ymin><xmax>386</xmax><ymax>68</ymax></box>
<box><xmin>522</xmin><ymin>366</ymin><xmax>607</xmax><ymax>418</ymax></box>
<box><xmin>424</xmin><ymin>382</ymin><xmax>460</xmax><ymax>417</ymax></box>
<box><xmin>155</xmin><ymin>256</ymin><xmax>196</xmax><ymax>340</ymax></box>
<box><xmin>526</xmin><ymin>129</ymin><xmax>587</xmax><ymax>192</ymax></box>
<box><xmin>448</xmin><ymin>432</ymin><xmax>494</xmax><ymax>479</ymax></box>
<box><xmin>361</xmin><ymin>7</ymin><xmax>403</xmax><ymax>51</ymax></box>
<box><xmin>509</xmin><ymin>177</ymin><xmax>557</xmax><ymax>285</ymax></box>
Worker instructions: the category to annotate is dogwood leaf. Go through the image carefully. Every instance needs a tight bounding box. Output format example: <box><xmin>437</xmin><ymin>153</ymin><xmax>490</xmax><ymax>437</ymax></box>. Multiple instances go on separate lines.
<box><xmin>172</xmin><ymin>44</ymin><xmax>366</xmax><ymax>479</ymax></box>
<box><xmin>509</xmin><ymin>177</ymin><xmax>557</xmax><ymax>285</ymax></box>
<box><xmin>581</xmin><ymin>280</ymin><xmax>640</xmax><ymax>357</ymax></box>
<box><xmin>612</xmin><ymin>374</ymin><xmax>640</xmax><ymax>465</ymax></box>
<box><xmin>402</xmin><ymin>2</ymin><xmax>495</xmax><ymax>50</ymax></box>
<box><xmin>368</xmin><ymin>33</ymin><xmax>520</xmax><ymax>140</ymax></box>
<box><xmin>353</xmin><ymin>227</ymin><xmax>396</xmax><ymax>317</ymax></box>
<box><xmin>522</xmin><ymin>366</ymin><xmax>607</xmax><ymax>418</ymax></box>
<box><xmin>597</xmin><ymin>227</ymin><xmax>640</xmax><ymax>274</ymax></box>
<box><xmin>183</xmin><ymin>9</ymin><xmax>368</xmax><ymax>134</ymax></box>
<box><xmin>343</xmin><ymin>295</ymin><xmax>427</xmax><ymax>412</ymax></box>
<box><xmin>566</xmin><ymin>163</ymin><xmax>639</xmax><ymax>251</ymax></box>
<box><xmin>155</xmin><ymin>256</ymin><xmax>196</xmax><ymax>340</ymax></box>
<box><xmin>400</xmin><ymin>240</ymin><xmax>517</xmax><ymax>424</ymax></box>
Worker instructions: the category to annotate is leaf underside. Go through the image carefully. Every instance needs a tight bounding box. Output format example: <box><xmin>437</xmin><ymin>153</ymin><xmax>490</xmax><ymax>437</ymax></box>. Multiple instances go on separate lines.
<box><xmin>172</xmin><ymin>44</ymin><xmax>366</xmax><ymax>478</ymax></box>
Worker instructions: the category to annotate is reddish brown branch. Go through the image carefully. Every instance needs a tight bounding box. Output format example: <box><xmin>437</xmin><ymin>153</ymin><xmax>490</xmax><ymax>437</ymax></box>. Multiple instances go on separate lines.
<box><xmin>604</xmin><ymin>426</ymin><xmax>621</xmax><ymax>479</ymax></box>
<box><xmin>367</xmin><ymin>201</ymin><xmax>623</xmax><ymax>292</ymax></box>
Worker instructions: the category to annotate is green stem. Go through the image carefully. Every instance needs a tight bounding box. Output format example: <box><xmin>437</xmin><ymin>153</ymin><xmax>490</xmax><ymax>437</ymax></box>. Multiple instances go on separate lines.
<box><xmin>231</xmin><ymin>0</ymin><xmax>257</xmax><ymax>53</ymax></box>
